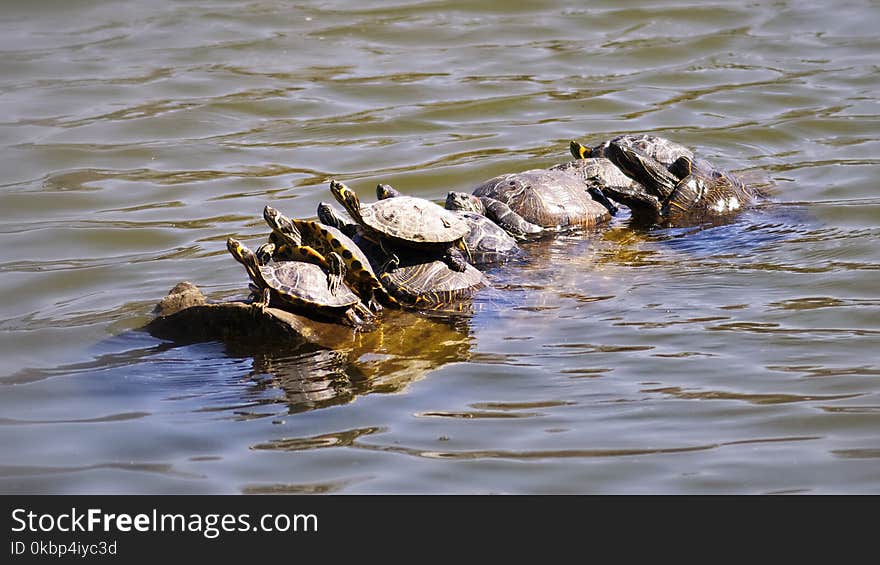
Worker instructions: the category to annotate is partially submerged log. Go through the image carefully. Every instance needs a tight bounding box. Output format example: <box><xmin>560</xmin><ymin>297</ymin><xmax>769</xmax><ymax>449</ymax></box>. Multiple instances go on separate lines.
<box><xmin>146</xmin><ymin>281</ymin><xmax>359</xmax><ymax>350</ymax></box>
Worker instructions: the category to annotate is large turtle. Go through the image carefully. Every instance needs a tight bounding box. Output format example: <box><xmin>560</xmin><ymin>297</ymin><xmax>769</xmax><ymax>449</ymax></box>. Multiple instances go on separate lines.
<box><xmin>316</xmin><ymin>202</ymin><xmax>488</xmax><ymax>308</ymax></box>
<box><xmin>262</xmin><ymin>205</ymin><xmax>395</xmax><ymax>312</ymax></box>
<box><xmin>469</xmin><ymin>160</ymin><xmax>616</xmax><ymax>231</ymax></box>
<box><xmin>330</xmin><ymin>180</ymin><xmax>472</xmax><ymax>272</ymax></box>
<box><xmin>602</xmin><ymin>140</ymin><xmax>758</xmax><ymax>226</ymax></box>
<box><xmin>226</xmin><ymin>238</ymin><xmax>371</xmax><ymax>327</ymax></box>
<box><xmin>376</xmin><ymin>184</ymin><xmax>524</xmax><ymax>267</ymax></box>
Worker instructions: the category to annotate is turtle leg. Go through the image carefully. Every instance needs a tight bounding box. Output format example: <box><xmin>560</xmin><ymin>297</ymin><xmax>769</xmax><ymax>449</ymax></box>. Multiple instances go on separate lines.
<box><xmin>481</xmin><ymin>197</ymin><xmax>543</xmax><ymax>238</ymax></box>
<box><xmin>255</xmin><ymin>287</ymin><xmax>272</xmax><ymax>311</ymax></box>
<box><xmin>343</xmin><ymin>307</ymin><xmax>364</xmax><ymax>328</ymax></box>
<box><xmin>325</xmin><ymin>252</ymin><xmax>347</xmax><ymax>296</ymax></box>
<box><xmin>587</xmin><ymin>186</ymin><xmax>619</xmax><ymax>216</ymax></box>
<box><xmin>365</xmin><ymin>289</ymin><xmax>384</xmax><ymax>313</ymax></box>
<box><xmin>442</xmin><ymin>247</ymin><xmax>469</xmax><ymax>272</ymax></box>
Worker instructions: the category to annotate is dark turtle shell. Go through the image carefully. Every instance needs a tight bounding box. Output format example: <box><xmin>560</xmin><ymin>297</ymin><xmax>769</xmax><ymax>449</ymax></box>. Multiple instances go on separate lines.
<box><xmin>453</xmin><ymin>211</ymin><xmax>524</xmax><ymax>266</ymax></box>
<box><xmin>379</xmin><ymin>255</ymin><xmax>488</xmax><ymax>309</ymax></box>
<box><xmin>470</xmin><ymin>168</ymin><xmax>611</xmax><ymax>229</ymax></box>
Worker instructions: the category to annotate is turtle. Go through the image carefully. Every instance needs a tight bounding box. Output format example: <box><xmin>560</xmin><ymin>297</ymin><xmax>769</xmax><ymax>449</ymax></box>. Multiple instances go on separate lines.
<box><xmin>375</xmin><ymin>184</ymin><xmax>525</xmax><ymax>266</ymax></box>
<box><xmin>443</xmin><ymin>191</ymin><xmax>543</xmax><ymax>238</ymax></box>
<box><xmin>329</xmin><ymin>180</ymin><xmax>472</xmax><ymax>272</ymax></box>
<box><xmin>601</xmin><ymin>140</ymin><xmax>757</xmax><ymax>226</ymax></box>
<box><xmin>262</xmin><ymin>205</ymin><xmax>395</xmax><ymax>312</ymax></box>
<box><xmin>226</xmin><ymin>237</ymin><xmax>371</xmax><ymax>327</ymax></box>
<box><xmin>316</xmin><ymin>202</ymin><xmax>488</xmax><ymax>308</ymax></box>
<box><xmin>570</xmin><ymin>134</ymin><xmax>694</xmax><ymax>168</ymax></box>
<box><xmin>469</xmin><ymin>163</ymin><xmax>615</xmax><ymax>230</ymax></box>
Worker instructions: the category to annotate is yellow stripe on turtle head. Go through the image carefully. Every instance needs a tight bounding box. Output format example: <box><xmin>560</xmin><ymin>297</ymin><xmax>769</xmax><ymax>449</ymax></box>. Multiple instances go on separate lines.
<box><xmin>570</xmin><ymin>140</ymin><xmax>592</xmax><ymax>160</ymax></box>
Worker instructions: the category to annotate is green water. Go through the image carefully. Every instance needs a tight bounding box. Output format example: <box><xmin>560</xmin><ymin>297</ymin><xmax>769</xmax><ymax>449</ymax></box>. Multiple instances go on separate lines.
<box><xmin>2</xmin><ymin>0</ymin><xmax>880</xmax><ymax>493</ymax></box>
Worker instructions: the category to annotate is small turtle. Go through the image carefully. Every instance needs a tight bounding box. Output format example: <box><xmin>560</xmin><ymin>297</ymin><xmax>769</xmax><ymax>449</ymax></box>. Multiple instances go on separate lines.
<box><xmin>317</xmin><ymin>202</ymin><xmax>488</xmax><ymax>308</ymax></box>
<box><xmin>376</xmin><ymin>184</ymin><xmax>524</xmax><ymax>266</ymax></box>
<box><xmin>470</xmin><ymin>165</ymin><xmax>614</xmax><ymax>230</ymax></box>
<box><xmin>226</xmin><ymin>238</ymin><xmax>371</xmax><ymax>327</ymax></box>
<box><xmin>262</xmin><ymin>205</ymin><xmax>395</xmax><ymax>312</ymax></box>
<box><xmin>603</xmin><ymin>141</ymin><xmax>757</xmax><ymax>226</ymax></box>
<box><xmin>330</xmin><ymin>180</ymin><xmax>472</xmax><ymax>272</ymax></box>
<box><xmin>571</xmin><ymin>134</ymin><xmax>694</xmax><ymax>168</ymax></box>
<box><xmin>443</xmin><ymin>191</ymin><xmax>543</xmax><ymax>238</ymax></box>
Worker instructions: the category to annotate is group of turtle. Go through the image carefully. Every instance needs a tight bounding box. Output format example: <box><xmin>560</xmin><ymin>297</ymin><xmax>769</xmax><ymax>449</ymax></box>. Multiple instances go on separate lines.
<box><xmin>226</xmin><ymin>134</ymin><xmax>760</xmax><ymax>327</ymax></box>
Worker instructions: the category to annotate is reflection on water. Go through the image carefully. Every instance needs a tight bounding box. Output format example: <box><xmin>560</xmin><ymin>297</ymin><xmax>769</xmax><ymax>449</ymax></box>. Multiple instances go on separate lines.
<box><xmin>2</xmin><ymin>0</ymin><xmax>880</xmax><ymax>493</ymax></box>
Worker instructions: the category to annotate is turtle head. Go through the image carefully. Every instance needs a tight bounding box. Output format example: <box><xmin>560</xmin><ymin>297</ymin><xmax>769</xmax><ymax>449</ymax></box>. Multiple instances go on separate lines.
<box><xmin>329</xmin><ymin>180</ymin><xmax>364</xmax><ymax>223</ymax></box>
<box><xmin>445</xmin><ymin>191</ymin><xmax>483</xmax><ymax>214</ymax></box>
<box><xmin>227</xmin><ymin>238</ymin><xmax>257</xmax><ymax>269</ymax></box>
<box><xmin>376</xmin><ymin>183</ymin><xmax>402</xmax><ymax>200</ymax></box>
<box><xmin>570</xmin><ymin>140</ymin><xmax>592</xmax><ymax>160</ymax></box>
<box><xmin>263</xmin><ymin>205</ymin><xmax>284</xmax><ymax>231</ymax></box>
<box><xmin>316</xmin><ymin>202</ymin><xmax>339</xmax><ymax>227</ymax></box>
<box><xmin>263</xmin><ymin>205</ymin><xmax>302</xmax><ymax>246</ymax></box>
<box><xmin>668</xmin><ymin>155</ymin><xmax>694</xmax><ymax>180</ymax></box>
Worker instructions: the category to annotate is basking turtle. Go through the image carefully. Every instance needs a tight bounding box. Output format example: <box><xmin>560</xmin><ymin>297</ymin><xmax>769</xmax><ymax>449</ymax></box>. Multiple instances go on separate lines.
<box><xmin>602</xmin><ymin>140</ymin><xmax>757</xmax><ymax>226</ymax></box>
<box><xmin>316</xmin><ymin>202</ymin><xmax>488</xmax><ymax>308</ymax></box>
<box><xmin>262</xmin><ymin>205</ymin><xmax>394</xmax><ymax>312</ymax></box>
<box><xmin>570</xmin><ymin>134</ymin><xmax>694</xmax><ymax>168</ymax></box>
<box><xmin>375</xmin><ymin>184</ymin><xmax>524</xmax><ymax>266</ymax></box>
<box><xmin>226</xmin><ymin>238</ymin><xmax>371</xmax><ymax>327</ymax></box>
<box><xmin>330</xmin><ymin>180</ymin><xmax>472</xmax><ymax>272</ymax></box>
<box><xmin>378</xmin><ymin>253</ymin><xmax>488</xmax><ymax>309</ymax></box>
<box><xmin>443</xmin><ymin>191</ymin><xmax>543</xmax><ymax>238</ymax></box>
<box><xmin>470</xmin><ymin>163</ymin><xmax>615</xmax><ymax>230</ymax></box>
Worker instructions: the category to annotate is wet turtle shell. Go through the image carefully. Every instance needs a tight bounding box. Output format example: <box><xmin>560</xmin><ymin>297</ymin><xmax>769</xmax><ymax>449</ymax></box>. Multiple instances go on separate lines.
<box><xmin>379</xmin><ymin>254</ymin><xmax>488</xmax><ymax>309</ymax></box>
<box><xmin>226</xmin><ymin>238</ymin><xmax>367</xmax><ymax>325</ymax></box>
<box><xmin>470</xmin><ymin>168</ymin><xmax>611</xmax><ymax>230</ymax></box>
<box><xmin>263</xmin><ymin>206</ymin><xmax>395</xmax><ymax>311</ymax></box>
<box><xmin>451</xmin><ymin>211</ymin><xmax>525</xmax><ymax>265</ymax></box>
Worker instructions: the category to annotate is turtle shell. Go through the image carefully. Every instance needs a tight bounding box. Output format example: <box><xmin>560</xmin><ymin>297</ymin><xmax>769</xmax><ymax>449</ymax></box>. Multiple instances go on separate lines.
<box><xmin>471</xmin><ymin>168</ymin><xmax>610</xmax><ymax>229</ymax></box>
<box><xmin>455</xmin><ymin>211</ymin><xmax>523</xmax><ymax>265</ymax></box>
<box><xmin>360</xmin><ymin>195</ymin><xmax>470</xmax><ymax>245</ymax></box>
<box><xmin>591</xmin><ymin>134</ymin><xmax>693</xmax><ymax>167</ymax></box>
<box><xmin>259</xmin><ymin>261</ymin><xmax>360</xmax><ymax>310</ymax></box>
<box><xmin>380</xmin><ymin>256</ymin><xmax>488</xmax><ymax>308</ymax></box>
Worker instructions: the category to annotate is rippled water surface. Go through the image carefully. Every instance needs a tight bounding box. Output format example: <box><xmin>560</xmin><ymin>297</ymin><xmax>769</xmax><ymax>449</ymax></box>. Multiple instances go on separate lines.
<box><xmin>2</xmin><ymin>0</ymin><xmax>880</xmax><ymax>494</ymax></box>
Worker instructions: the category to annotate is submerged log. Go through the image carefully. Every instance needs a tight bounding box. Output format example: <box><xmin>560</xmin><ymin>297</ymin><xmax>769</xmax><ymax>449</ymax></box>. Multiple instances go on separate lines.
<box><xmin>146</xmin><ymin>281</ymin><xmax>359</xmax><ymax>350</ymax></box>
